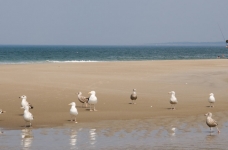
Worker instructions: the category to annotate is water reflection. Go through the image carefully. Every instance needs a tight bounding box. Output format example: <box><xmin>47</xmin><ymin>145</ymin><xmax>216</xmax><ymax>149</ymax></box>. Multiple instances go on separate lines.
<box><xmin>0</xmin><ymin>119</ymin><xmax>227</xmax><ymax>150</ymax></box>
<box><xmin>69</xmin><ymin>129</ymin><xmax>77</xmax><ymax>149</ymax></box>
<box><xmin>89</xmin><ymin>129</ymin><xmax>97</xmax><ymax>146</ymax></box>
<box><xmin>21</xmin><ymin>128</ymin><xmax>33</xmax><ymax>150</ymax></box>
<box><xmin>205</xmin><ymin>133</ymin><xmax>217</xmax><ymax>142</ymax></box>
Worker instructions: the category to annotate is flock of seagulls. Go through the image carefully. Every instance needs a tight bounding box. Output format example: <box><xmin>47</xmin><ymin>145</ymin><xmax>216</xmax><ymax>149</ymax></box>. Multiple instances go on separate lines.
<box><xmin>130</xmin><ymin>90</ymin><xmax>219</xmax><ymax>133</ymax></box>
<box><xmin>168</xmin><ymin>91</ymin><xmax>219</xmax><ymax>133</ymax></box>
<box><xmin>0</xmin><ymin>89</ymin><xmax>221</xmax><ymax>133</ymax></box>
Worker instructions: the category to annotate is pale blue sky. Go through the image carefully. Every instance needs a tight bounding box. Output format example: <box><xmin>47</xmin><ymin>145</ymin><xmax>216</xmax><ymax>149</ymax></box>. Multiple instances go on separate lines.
<box><xmin>0</xmin><ymin>0</ymin><xmax>227</xmax><ymax>45</ymax></box>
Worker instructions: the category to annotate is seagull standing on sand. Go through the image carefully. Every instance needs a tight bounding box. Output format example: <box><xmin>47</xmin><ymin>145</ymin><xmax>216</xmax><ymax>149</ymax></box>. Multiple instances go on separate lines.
<box><xmin>208</xmin><ymin>93</ymin><xmax>215</xmax><ymax>107</ymax></box>
<box><xmin>19</xmin><ymin>95</ymin><xmax>34</xmax><ymax>109</ymax></box>
<box><xmin>69</xmin><ymin>102</ymin><xmax>78</xmax><ymax>123</ymax></box>
<box><xmin>77</xmin><ymin>92</ymin><xmax>89</xmax><ymax>108</ymax></box>
<box><xmin>23</xmin><ymin>105</ymin><xmax>34</xmax><ymax>127</ymax></box>
<box><xmin>88</xmin><ymin>91</ymin><xmax>97</xmax><ymax>111</ymax></box>
<box><xmin>130</xmin><ymin>89</ymin><xmax>137</xmax><ymax>104</ymax></box>
<box><xmin>205</xmin><ymin>112</ymin><xmax>220</xmax><ymax>133</ymax></box>
<box><xmin>169</xmin><ymin>91</ymin><xmax>178</xmax><ymax>110</ymax></box>
<box><xmin>0</xmin><ymin>109</ymin><xmax>6</xmax><ymax>114</ymax></box>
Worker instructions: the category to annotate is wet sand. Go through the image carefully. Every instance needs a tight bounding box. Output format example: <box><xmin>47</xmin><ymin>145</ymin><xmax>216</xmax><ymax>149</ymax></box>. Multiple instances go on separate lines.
<box><xmin>1</xmin><ymin>114</ymin><xmax>228</xmax><ymax>150</ymax></box>
<box><xmin>0</xmin><ymin>60</ymin><xmax>228</xmax><ymax>129</ymax></box>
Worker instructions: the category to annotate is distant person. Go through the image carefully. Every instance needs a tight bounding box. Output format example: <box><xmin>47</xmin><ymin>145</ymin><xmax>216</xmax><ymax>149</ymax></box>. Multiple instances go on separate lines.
<box><xmin>217</xmin><ymin>56</ymin><xmax>220</xmax><ymax>59</ymax></box>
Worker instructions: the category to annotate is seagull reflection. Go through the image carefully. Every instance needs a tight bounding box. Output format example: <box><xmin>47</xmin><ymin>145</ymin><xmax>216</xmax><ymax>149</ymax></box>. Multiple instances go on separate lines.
<box><xmin>206</xmin><ymin>134</ymin><xmax>217</xmax><ymax>142</ymax></box>
<box><xmin>89</xmin><ymin>129</ymin><xmax>97</xmax><ymax>146</ymax></box>
<box><xmin>21</xmin><ymin>128</ymin><xmax>33</xmax><ymax>149</ymax></box>
<box><xmin>171</xmin><ymin>127</ymin><xmax>176</xmax><ymax>136</ymax></box>
<box><xmin>69</xmin><ymin>129</ymin><xmax>77</xmax><ymax>149</ymax></box>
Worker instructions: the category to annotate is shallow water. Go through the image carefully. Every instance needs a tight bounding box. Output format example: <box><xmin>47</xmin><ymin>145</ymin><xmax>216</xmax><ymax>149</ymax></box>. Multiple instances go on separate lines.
<box><xmin>0</xmin><ymin>120</ymin><xmax>227</xmax><ymax>150</ymax></box>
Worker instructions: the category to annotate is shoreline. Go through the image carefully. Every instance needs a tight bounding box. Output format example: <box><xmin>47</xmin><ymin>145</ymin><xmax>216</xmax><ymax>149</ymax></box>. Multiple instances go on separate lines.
<box><xmin>0</xmin><ymin>58</ymin><xmax>227</xmax><ymax>65</ymax></box>
<box><xmin>0</xmin><ymin>59</ymin><xmax>228</xmax><ymax>129</ymax></box>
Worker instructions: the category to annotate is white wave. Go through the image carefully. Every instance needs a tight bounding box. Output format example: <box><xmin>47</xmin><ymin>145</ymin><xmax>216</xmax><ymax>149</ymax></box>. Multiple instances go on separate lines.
<box><xmin>46</xmin><ymin>60</ymin><xmax>100</xmax><ymax>63</ymax></box>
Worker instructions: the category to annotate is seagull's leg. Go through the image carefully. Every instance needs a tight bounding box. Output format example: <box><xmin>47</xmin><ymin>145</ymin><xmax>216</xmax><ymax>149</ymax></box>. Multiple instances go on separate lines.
<box><xmin>30</xmin><ymin>122</ymin><xmax>32</xmax><ymax>127</ymax></box>
<box><xmin>90</xmin><ymin>104</ymin><xmax>92</xmax><ymax>111</ymax></box>
<box><xmin>217</xmin><ymin>127</ymin><xmax>220</xmax><ymax>133</ymax></box>
<box><xmin>75</xmin><ymin>117</ymin><xmax>77</xmax><ymax>123</ymax></box>
<box><xmin>94</xmin><ymin>104</ymin><xmax>97</xmax><ymax>111</ymax></box>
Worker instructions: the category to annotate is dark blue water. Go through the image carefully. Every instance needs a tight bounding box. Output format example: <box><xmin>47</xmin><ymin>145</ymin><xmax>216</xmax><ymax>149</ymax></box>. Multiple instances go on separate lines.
<box><xmin>0</xmin><ymin>45</ymin><xmax>227</xmax><ymax>64</ymax></box>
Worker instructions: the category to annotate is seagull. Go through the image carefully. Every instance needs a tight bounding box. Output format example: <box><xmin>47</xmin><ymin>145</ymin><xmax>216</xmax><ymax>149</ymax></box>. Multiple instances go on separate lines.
<box><xmin>168</xmin><ymin>91</ymin><xmax>178</xmax><ymax>110</ymax></box>
<box><xmin>0</xmin><ymin>109</ymin><xmax>6</xmax><ymax>114</ymax></box>
<box><xmin>77</xmin><ymin>92</ymin><xmax>89</xmax><ymax>108</ymax></box>
<box><xmin>23</xmin><ymin>105</ymin><xmax>34</xmax><ymax>127</ymax></box>
<box><xmin>88</xmin><ymin>91</ymin><xmax>97</xmax><ymax>111</ymax></box>
<box><xmin>130</xmin><ymin>89</ymin><xmax>137</xmax><ymax>104</ymax></box>
<box><xmin>208</xmin><ymin>93</ymin><xmax>215</xmax><ymax>107</ymax></box>
<box><xmin>19</xmin><ymin>95</ymin><xmax>34</xmax><ymax>109</ymax></box>
<box><xmin>205</xmin><ymin>112</ymin><xmax>220</xmax><ymax>133</ymax></box>
<box><xmin>69</xmin><ymin>102</ymin><xmax>78</xmax><ymax>123</ymax></box>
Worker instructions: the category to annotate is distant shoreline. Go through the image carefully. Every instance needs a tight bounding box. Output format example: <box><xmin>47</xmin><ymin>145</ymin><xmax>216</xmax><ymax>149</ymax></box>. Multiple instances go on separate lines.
<box><xmin>0</xmin><ymin>42</ymin><xmax>226</xmax><ymax>47</ymax></box>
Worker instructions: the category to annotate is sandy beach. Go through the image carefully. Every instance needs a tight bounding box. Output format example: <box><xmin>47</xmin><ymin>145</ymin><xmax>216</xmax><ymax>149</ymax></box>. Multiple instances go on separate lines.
<box><xmin>0</xmin><ymin>59</ymin><xmax>228</xmax><ymax>129</ymax></box>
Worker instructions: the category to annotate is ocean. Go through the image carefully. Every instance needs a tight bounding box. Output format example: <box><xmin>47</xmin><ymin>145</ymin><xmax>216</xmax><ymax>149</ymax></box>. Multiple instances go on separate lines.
<box><xmin>0</xmin><ymin>45</ymin><xmax>227</xmax><ymax>64</ymax></box>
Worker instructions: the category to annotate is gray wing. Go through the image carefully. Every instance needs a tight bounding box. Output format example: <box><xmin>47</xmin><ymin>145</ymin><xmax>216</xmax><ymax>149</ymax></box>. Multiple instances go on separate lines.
<box><xmin>78</xmin><ymin>96</ymin><xmax>89</xmax><ymax>103</ymax></box>
<box><xmin>130</xmin><ymin>94</ymin><xmax>137</xmax><ymax>100</ymax></box>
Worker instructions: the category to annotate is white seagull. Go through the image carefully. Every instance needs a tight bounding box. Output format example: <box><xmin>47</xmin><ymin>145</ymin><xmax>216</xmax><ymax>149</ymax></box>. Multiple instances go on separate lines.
<box><xmin>19</xmin><ymin>95</ymin><xmax>34</xmax><ymax>109</ymax></box>
<box><xmin>130</xmin><ymin>89</ymin><xmax>137</xmax><ymax>104</ymax></box>
<box><xmin>77</xmin><ymin>92</ymin><xmax>89</xmax><ymax>108</ymax></box>
<box><xmin>168</xmin><ymin>91</ymin><xmax>178</xmax><ymax>110</ymax></box>
<box><xmin>23</xmin><ymin>105</ymin><xmax>34</xmax><ymax>127</ymax></box>
<box><xmin>208</xmin><ymin>93</ymin><xmax>215</xmax><ymax>107</ymax></box>
<box><xmin>0</xmin><ymin>109</ymin><xmax>6</xmax><ymax>114</ymax></box>
<box><xmin>205</xmin><ymin>112</ymin><xmax>220</xmax><ymax>133</ymax></box>
<box><xmin>69</xmin><ymin>102</ymin><xmax>78</xmax><ymax>123</ymax></box>
<box><xmin>88</xmin><ymin>91</ymin><xmax>98</xmax><ymax>111</ymax></box>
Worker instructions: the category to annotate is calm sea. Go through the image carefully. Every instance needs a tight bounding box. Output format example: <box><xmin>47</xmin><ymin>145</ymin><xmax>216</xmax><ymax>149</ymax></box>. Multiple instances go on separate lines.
<box><xmin>0</xmin><ymin>45</ymin><xmax>227</xmax><ymax>64</ymax></box>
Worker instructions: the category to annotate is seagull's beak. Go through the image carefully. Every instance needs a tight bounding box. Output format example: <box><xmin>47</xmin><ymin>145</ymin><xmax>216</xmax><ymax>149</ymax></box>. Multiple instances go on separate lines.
<box><xmin>68</xmin><ymin>103</ymin><xmax>72</xmax><ymax>105</ymax></box>
<box><xmin>88</xmin><ymin>92</ymin><xmax>91</xmax><ymax>94</ymax></box>
<box><xmin>204</xmin><ymin>113</ymin><xmax>208</xmax><ymax>116</ymax></box>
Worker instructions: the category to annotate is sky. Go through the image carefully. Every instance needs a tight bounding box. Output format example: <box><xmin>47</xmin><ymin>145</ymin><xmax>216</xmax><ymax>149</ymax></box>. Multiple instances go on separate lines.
<box><xmin>0</xmin><ymin>0</ymin><xmax>228</xmax><ymax>45</ymax></box>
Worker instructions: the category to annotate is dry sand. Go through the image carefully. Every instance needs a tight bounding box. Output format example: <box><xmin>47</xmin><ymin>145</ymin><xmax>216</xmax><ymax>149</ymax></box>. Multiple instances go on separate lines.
<box><xmin>0</xmin><ymin>60</ymin><xmax>228</xmax><ymax>129</ymax></box>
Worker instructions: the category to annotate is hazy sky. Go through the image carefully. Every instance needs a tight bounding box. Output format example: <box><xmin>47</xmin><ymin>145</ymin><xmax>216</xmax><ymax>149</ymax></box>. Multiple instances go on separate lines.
<box><xmin>0</xmin><ymin>0</ymin><xmax>228</xmax><ymax>45</ymax></box>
